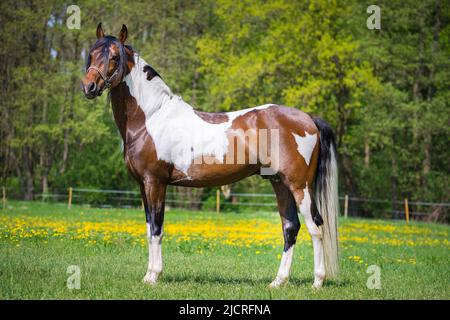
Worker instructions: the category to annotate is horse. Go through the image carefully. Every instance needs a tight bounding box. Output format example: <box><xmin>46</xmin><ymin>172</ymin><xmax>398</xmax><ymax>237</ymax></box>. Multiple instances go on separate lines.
<box><xmin>81</xmin><ymin>23</ymin><xmax>339</xmax><ymax>289</ymax></box>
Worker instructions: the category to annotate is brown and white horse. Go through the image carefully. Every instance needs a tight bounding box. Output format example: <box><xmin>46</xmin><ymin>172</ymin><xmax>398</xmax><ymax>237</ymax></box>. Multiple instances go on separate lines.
<box><xmin>81</xmin><ymin>24</ymin><xmax>339</xmax><ymax>289</ymax></box>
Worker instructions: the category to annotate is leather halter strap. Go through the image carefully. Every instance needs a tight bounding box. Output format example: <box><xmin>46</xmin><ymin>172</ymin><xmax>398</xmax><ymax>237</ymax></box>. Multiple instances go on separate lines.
<box><xmin>87</xmin><ymin>62</ymin><xmax>120</xmax><ymax>91</ymax></box>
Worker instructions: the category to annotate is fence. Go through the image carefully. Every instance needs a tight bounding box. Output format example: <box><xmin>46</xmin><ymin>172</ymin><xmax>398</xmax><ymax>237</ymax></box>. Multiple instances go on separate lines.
<box><xmin>1</xmin><ymin>186</ymin><xmax>449</xmax><ymax>223</ymax></box>
<box><xmin>65</xmin><ymin>187</ymin><xmax>206</xmax><ymax>209</ymax></box>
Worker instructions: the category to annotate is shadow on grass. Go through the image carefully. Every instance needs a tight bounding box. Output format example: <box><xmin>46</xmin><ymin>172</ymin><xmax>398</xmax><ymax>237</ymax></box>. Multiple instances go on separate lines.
<box><xmin>161</xmin><ymin>273</ymin><xmax>351</xmax><ymax>288</ymax></box>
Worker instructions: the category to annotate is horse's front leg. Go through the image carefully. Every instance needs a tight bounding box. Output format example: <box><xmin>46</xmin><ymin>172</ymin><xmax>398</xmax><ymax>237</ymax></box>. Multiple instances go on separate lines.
<box><xmin>141</xmin><ymin>179</ymin><xmax>167</xmax><ymax>285</ymax></box>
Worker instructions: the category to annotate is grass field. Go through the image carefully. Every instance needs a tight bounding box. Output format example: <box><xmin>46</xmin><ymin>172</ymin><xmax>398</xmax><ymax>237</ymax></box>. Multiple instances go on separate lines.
<box><xmin>0</xmin><ymin>201</ymin><xmax>449</xmax><ymax>299</ymax></box>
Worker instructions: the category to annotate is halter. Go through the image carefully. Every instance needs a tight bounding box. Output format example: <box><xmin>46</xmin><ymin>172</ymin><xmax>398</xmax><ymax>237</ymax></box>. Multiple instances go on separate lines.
<box><xmin>87</xmin><ymin>60</ymin><xmax>121</xmax><ymax>92</ymax></box>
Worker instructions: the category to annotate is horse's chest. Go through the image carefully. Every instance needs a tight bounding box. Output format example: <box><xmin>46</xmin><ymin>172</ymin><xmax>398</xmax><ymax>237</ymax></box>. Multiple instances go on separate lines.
<box><xmin>123</xmin><ymin>129</ymin><xmax>158</xmax><ymax>177</ymax></box>
<box><xmin>123</xmin><ymin>143</ymin><xmax>143</xmax><ymax>178</ymax></box>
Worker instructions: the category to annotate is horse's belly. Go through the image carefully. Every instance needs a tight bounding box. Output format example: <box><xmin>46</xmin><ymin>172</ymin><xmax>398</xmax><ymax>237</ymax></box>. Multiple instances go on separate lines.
<box><xmin>169</xmin><ymin>162</ymin><xmax>259</xmax><ymax>187</ymax></box>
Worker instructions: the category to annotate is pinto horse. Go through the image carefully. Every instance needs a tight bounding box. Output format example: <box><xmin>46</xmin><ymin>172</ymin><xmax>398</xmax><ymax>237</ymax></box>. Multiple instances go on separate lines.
<box><xmin>81</xmin><ymin>23</ymin><xmax>339</xmax><ymax>289</ymax></box>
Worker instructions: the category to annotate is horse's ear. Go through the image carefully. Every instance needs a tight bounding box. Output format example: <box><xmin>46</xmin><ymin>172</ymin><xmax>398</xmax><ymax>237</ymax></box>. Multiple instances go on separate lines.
<box><xmin>118</xmin><ymin>24</ymin><xmax>128</xmax><ymax>44</ymax></box>
<box><xmin>96</xmin><ymin>23</ymin><xmax>105</xmax><ymax>39</ymax></box>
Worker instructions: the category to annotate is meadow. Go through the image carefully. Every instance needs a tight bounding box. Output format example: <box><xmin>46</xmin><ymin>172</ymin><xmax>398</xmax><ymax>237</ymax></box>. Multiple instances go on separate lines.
<box><xmin>0</xmin><ymin>201</ymin><xmax>449</xmax><ymax>299</ymax></box>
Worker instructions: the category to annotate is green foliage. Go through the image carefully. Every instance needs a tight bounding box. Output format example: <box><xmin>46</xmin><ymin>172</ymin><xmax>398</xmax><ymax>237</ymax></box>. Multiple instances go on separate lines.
<box><xmin>0</xmin><ymin>1</ymin><xmax>448</xmax><ymax>213</ymax></box>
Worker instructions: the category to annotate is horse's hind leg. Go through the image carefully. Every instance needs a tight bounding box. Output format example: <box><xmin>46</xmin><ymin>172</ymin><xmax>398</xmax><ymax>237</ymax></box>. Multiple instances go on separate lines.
<box><xmin>269</xmin><ymin>180</ymin><xmax>300</xmax><ymax>288</ymax></box>
<box><xmin>292</xmin><ymin>184</ymin><xmax>325</xmax><ymax>289</ymax></box>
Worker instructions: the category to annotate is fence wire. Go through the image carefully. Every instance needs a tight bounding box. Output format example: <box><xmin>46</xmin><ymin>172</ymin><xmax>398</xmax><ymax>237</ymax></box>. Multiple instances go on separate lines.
<box><xmin>1</xmin><ymin>186</ymin><xmax>448</xmax><ymax>222</ymax></box>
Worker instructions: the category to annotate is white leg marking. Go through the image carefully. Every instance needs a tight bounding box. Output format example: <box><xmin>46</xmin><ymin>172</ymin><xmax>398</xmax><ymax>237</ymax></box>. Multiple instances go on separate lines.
<box><xmin>292</xmin><ymin>132</ymin><xmax>317</xmax><ymax>166</ymax></box>
<box><xmin>143</xmin><ymin>223</ymin><xmax>163</xmax><ymax>285</ymax></box>
<box><xmin>299</xmin><ymin>186</ymin><xmax>325</xmax><ymax>289</ymax></box>
<box><xmin>270</xmin><ymin>245</ymin><xmax>295</xmax><ymax>288</ymax></box>
<box><xmin>143</xmin><ymin>223</ymin><xmax>155</xmax><ymax>284</ymax></box>
<box><xmin>151</xmin><ymin>235</ymin><xmax>163</xmax><ymax>274</ymax></box>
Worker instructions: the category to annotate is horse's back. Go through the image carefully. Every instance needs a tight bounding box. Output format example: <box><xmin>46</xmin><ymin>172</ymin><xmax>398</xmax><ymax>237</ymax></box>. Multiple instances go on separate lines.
<box><xmin>229</xmin><ymin>104</ymin><xmax>318</xmax><ymax>136</ymax></box>
<box><xmin>235</xmin><ymin>104</ymin><xmax>320</xmax><ymax>186</ymax></box>
<box><xmin>166</xmin><ymin>103</ymin><xmax>319</xmax><ymax>186</ymax></box>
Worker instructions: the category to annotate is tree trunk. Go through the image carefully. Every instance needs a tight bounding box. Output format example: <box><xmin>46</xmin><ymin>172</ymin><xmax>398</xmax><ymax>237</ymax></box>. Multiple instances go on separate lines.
<box><xmin>23</xmin><ymin>146</ymin><xmax>34</xmax><ymax>200</ymax></box>
<box><xmin>422</xmin><ymin>0</ymin><xmax>441</xmax><ymax>177</ymax></box>
<box><xmin>422</xmin><ymin>134</ymin><xmax>431</xmax><ymax>175</ymax></box>
<box><xmin>390</xmin><ymin>133</ymin><xmax>398</xmax><ymax>216</ymax></box>
<box><xmin>364</xmin><ymin>140</ymin><xmax>370</xmax><ymax>168</ymax></box>
<box><xmin>42</xmin><ymin>174</ymin><xmax>49</xmax><ymax>195</ymax></box>
<box><xmin>60</xmin><ymin>35</ymin><xmax>80</xmax><ymax>174</ymax></box>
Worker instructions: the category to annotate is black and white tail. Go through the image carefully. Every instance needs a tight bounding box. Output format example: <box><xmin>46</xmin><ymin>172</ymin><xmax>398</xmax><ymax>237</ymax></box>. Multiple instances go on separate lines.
<box><xmin>313</xmin><ymin>117</ymin><xmax>339</xmax><ymax>278</ymax></box>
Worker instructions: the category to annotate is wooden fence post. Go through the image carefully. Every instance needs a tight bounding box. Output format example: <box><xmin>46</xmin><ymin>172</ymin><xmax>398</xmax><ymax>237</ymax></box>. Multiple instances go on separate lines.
<box><xmin>344</xmin><ymin>194</ymin><xmax>349</xmax><ymax>218</ymax></box>
<box><xmin>2</xmin><ymin>187</ymin><xmax>6</xmax><ymax>210</ymax></box>
<box><xmin>68</xmin><ymin>187</ymin><xmax>73</xmax><ymax>209</ymax></box>
<box><xmin>404</xmin><ymin>198</ymin><xmax>409</xmax><ymax>224</ymax></box>
<box><xmin>216</xmin><ymin>189</ymin><xmax>220</xmax><ymax>214</ymax></box>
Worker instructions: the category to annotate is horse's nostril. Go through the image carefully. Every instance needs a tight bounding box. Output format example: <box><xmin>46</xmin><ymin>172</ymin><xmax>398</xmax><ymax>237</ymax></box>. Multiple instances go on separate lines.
<box><xmin>88</xmin><ymin>82</ymin><xmax>97</xmax><ymax>93</ymax></box>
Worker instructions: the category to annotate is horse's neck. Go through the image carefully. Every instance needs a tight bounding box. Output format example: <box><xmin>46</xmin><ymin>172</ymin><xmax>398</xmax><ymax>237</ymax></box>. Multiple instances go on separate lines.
<box><xmin>124</xmin><ymin>54</ymin><xmax>173</xmax><ymax>119</ymax></box>
<box><xmin>110</xmin><ymin>83</ymin><xmax>140</xmax><ymax>143</ymax></box>
<box><xmin>110</xmin><ymin>54</ymin><xmax>173</xmax><ymax>145</ymax></box>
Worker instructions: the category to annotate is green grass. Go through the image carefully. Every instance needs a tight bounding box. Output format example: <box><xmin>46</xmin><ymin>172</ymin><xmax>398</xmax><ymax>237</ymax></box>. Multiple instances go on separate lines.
<box><xmin>0</xmin><ymin>201</ymin><xmax>449</xmax><ymax>299</ymax></box>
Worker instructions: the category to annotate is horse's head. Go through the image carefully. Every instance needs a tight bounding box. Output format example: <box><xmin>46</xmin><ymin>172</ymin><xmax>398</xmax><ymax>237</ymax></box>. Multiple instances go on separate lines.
<box><xmin>82</xmin><ymin>23</ymin><xmax>131</xmax><ymax>99</ymax></box>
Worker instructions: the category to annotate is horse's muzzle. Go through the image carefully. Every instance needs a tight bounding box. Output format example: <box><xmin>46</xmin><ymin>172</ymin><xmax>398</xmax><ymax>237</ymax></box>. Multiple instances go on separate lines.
<box><xmin>82</xmin><ymin>81</ymin><xmax>102</xmax><ymax>99</ymax></box>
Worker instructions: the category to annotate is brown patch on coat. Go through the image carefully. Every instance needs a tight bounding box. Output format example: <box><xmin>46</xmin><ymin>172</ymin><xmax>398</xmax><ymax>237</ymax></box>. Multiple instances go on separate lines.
<box><xmin>143</xmin><ymin>65</ymin><xmax>161</xmax><ymax>81</ymax></box>
<box><xmin>170</xmin><ymin>105</ymin><xmax>320</xmax><ymax>189</ymax></box>
<box><xmin>194</xmin><ymin>110</ymin><xmax>229</xmax><ymax>124</ymax></box>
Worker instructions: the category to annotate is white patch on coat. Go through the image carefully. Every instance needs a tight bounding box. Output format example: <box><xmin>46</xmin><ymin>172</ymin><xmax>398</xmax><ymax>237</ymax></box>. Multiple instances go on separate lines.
<box><xmin>278</xmin><ymin>246</ymin><xmax>295</xmax><ymax>278</ymax></box>
<box><xmin>299</xmin><ymin>184</ymin><xmax>325</xmax><ymax>288</ymax></box>
<box><xmin>292</xmin><ymin>132</ymin><xmax>317</xmax><ymax>166</ymax></box>
<box><xmin>146</xmin><ymin>222</ymin><xmax>151</xmax><ymax>239</ymax></box>
<box><xmin>270</xmin><ymin>245</ymin><xmax>295</xmax><ymax>288</ymax></box>
<box><xmin>125</xmin><ymin>54</ymin><xmax>173</xmax><ymax>118</ymax></box>
<box><xmin>143</xmin><ymin>222</ymin><xmax>153</xmax><ymax>283</ymax></box>
<box><xmin>143</xmin><ymin>221</ymin><xmax>164</xmax><ymax>284</ymax></box>
<box><xmin>151</xmin><ymin>235</ymin><xmax>163</xmax><ymax>274</ymax></box>
<box><xmin>226</xmin><ymin>105</ymin><xmax>272</xmax><ymax>123</ymax></box>
<box><xmin>145</xmin><ymin>223</ymin><xmax>152</xmax><ymax>272</ymax></box>
<box><xmin>299</xmin><ymin>184</ymin><xmax>312</xmax><ymax>215</ymax></box>
<box><xmin>124</xmin><ymin>53</ymin><xmax>273</xmax><ymax>175</ymax></box>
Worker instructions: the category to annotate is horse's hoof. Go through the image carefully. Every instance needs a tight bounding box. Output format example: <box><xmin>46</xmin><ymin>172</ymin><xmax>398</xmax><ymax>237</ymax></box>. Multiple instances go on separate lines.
<box><xmin>143</xmin><ymin>272</ymin><xmax>159</xmax><ymax>285</ymax></box>
<box><xmin>312</xmin><ymin>279</ymin><xmax>323</xmax><ymax>289</ymax></box>
<box><xmin>269</xmin><ymin>277</ymin><xmax>287</xmax><ymax>288</ymax></box>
